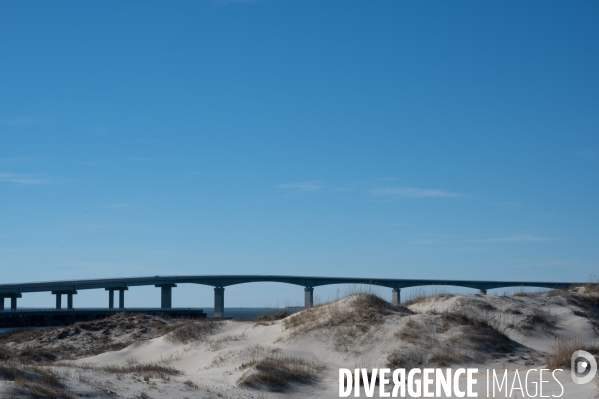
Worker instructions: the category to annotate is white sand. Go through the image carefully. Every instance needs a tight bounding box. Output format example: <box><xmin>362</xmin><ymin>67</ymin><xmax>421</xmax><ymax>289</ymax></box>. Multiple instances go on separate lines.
<box><xmin>9</xmin><ymin>290</ymin><xmax>596</xmax><ymax>398</ymax></box>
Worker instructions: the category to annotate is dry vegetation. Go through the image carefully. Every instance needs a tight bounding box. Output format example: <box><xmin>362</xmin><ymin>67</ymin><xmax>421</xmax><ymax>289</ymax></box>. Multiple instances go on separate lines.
<box><xmin>252</xmin><ymin>310</ymin><xmax>293</xmax><ymax>326</ymax></box>
<box><xmin>566</xmin><ymin>295</ymin><xmax>599</xmax><ymax>334</ymax></box>
<box><xmin>546</xmin><ymin>337</ymin><xmax>599</xmax><ymax>370</ymax></box>
<box><xmin>0</xmin><ymin>362</ymin><xmax>75</xmax><ymax>399</ymax></box>
<box><xmin>402</xmin><ymin>287</ymin><xmax>456</xmax><ymax>306</ymax></box>
<box><xmin>517</xmin><ymin>307</ymin><xmax>556</xmax><ymax>334</ymax></box>
<box><xmin>0</xmin><ymin>313</ymin><xmax>184</xmax><ymax>363</ymax></box>
<box><xmin>165</xmin><ymin>320</ymin><xmax>223</xmax><ymax>344</ymax></box>
<box><xmin>0</xmin><ymin>313</ymin><xmax>192</xmax><ymax>398</ymax></box>
<box><xmin>63</xmin><ymin>360</ymin><xmax>182</xmax><ymax>376</ymax></box>
<box><xmin>389</xmin><ymin>311</ymin><xmax>514</xmax><ymax>370</ymax></box>
<box><xmin>283</xmin><ymin>293</ymin><xmax>411</xmax><ymax>351</ymax></box>
<box><xmin>237</xmin><ymin>354</ymin><xmax>325</xmax><ymax>392</ymax></box>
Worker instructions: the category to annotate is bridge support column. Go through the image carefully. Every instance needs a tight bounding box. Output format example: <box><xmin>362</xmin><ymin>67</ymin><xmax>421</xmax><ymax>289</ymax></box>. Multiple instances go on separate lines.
<box><xmin>119</xmin><ymin>288</ymin><xmax>126</xmax><ymax>309</ymax></box>
<box><xmin>391</xmin><ymin>288</ymin><xmax>401</xmax><ymax>305</ymax></box>
<box><xmin>10</xmin><ymin>294</ymin><xmax>21</xmax><ymax>311</ymax></box>
<box><xmin>0</xmin><ymin>297</ymin><xmax>4</xmax><ymax>311</ymax></box>
<box><xmin>156</xmin><ymin>284</ymin><xmax>177</xmax><ymax>309</ymax></box>
<box><xmin>214</xmin><ymin>287</ymin><xmax>224</xmax><ymax>317</ymax></box>
<box><xmin>107</xmin><ymin>289</ymin><xmax>114</xmax><ymax>309</ymax></box>
<box><xmin>479</xmin><ymin>289</ymin><xmax>487</xmax><ymax>295</ymax></box>
<box><xmin>52</xmin><ymin>290</ymin><xmax>77</xmax><ymax>310</ymax></box>
<box><xmin>106</xmin><ymin>287</ymin><xmax>127</xmax><ymax>309</ymax></box>
<box><xmin>304</xmin><ymin>287</ymin><xmax>314</xmax><ymax>308</ymax></box>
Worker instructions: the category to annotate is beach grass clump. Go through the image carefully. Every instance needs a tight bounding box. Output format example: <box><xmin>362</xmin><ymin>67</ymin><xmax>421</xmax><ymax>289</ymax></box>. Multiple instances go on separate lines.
<box><xmin>546</xmin><ymin>337</ymin><xmax>599</xmax><ymax>370</ymax></box>
<box><xmin>390</xmin><ymin>311</ymin><xmax>513</xmax><ymax>369</ymax></box>
<box><xmin>165</xmin><ymin>320</ymin><xmax>222</xmax><ymax>344</ymax></box>
<box><xmin>387</xmin><ymin>348</ymin><xmax>425</xmax><ymax>371</ymax></box>
<box><xmin>0</xmin><ymin>361</ymin><xmax>75</xmax><ymax>399</ymax></box>
<box><xmin>518</xmin><ymin>307</ymin><xmax>556</xmax><ymax>334</ymax></box>
<box><xmin>62</xmin><ymin>360</ymin><xmax>181</xmax><ymax>375</ymax></box>
<box><xmin>253</xmin><ymin>310</ymin><xmax>292</xmax><ymax>326</ymax></box>
<box><xmin>402</xmin><ymin>287</ymin><xmax>457</xmax><ymax>306</ymax></box>
<box><xmin>237</xmin><ymin>354</ymin><xmax>325</xmax><ymax>392</ymax></box>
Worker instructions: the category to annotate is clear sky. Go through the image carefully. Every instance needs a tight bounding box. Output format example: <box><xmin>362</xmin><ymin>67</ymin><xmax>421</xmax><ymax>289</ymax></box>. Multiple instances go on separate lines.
<box><xmin>1</xmin><ymin>1</ymin><xmax>598</xmax><ymax>308</ymax></box>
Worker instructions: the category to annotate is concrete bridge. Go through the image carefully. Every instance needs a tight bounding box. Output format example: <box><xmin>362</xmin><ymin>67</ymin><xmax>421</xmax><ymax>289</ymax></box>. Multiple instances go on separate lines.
<box><xmin>0</xmin><ymin>275</ymin><xmax>586</xmax><ymax>317</ymax></box>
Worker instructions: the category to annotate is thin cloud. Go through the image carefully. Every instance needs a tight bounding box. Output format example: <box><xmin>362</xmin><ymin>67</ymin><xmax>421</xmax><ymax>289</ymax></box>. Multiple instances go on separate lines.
<box><xmin>278</xmin><ymin>181</ymin><xmax>322</xmax><ymax>191</ymax></box>
<box><xmin>0</xmin><ymin>172</ymin><xmax>54</xmax><ymax>185</ymax></box>
<box><xmin>371</xmin><ymin>186</ymin><xmax>460</xmax><ymax>199</ymax></box>
<box><xmin>472</xmin><ymin>234</ymin><xmax>559</xmax><ymax>243</ymax></box>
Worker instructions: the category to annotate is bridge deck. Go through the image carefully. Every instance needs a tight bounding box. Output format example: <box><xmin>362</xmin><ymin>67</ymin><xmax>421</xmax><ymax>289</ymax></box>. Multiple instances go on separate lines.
<box><xmin>0</xmin><ymin>274</ymin><xmax>582</xmax><ymax>295</ymax></box>
<box><xmin>0</xmin><ymin>275</ymin><xmax>589</xmax><ymax>317</ymax></box>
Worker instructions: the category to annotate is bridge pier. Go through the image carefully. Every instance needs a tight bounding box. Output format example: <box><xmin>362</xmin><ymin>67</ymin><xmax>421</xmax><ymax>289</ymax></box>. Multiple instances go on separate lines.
<box><xmin>304</xmin><ymin>287</ymin><xmax>314</xmax><ymax>308</ymax></box>
<box><xmin>391</xmin><ymin>288</ymin><xmax>401</xmax><ymax>305</ymax></box>
<box><xmin>107</xmin><ymin>289</ymin><xmax>114</xmax><ymax>309</ymax></box>
<box><xmin>106</xmin><ymin>287</ymin><xmax>128</xmax><ymax>309</ymax></box>
<box><xmin>479</xmin><ymin>289</ymin><xmax>487</xmax><ymax>295</ymax></box>
<box><xmin>52</xmin><ymin>290</ymin><xmax>77</xmax><ymax>310</ymax></box>
<box><xmin>9</xmin><ymin>294</ymin><xmax>21</xmax><ymax>311</ymax></box>
<box><xmin>119</xmin><ymin>288</ymin><xmax>126</xmax><ymax>308</ymax></box>
<box><xmin>0</xmin><ymin>294</ymin><xmax>22</xmax><ymax>311</ymax></box>
<box><xmin>156</xmin><ymin>284</ymin><xmax>177</xmax><ymax>309</ymax></box>
<box><xmin>214</xmin><ymin>287</ymin><xmax>225</xmax><ymax>317</ymax></box>
<box><xmin>0</xmin><ymin>295</ymin><xmax>19</xmax><ymax>311</ymax></box>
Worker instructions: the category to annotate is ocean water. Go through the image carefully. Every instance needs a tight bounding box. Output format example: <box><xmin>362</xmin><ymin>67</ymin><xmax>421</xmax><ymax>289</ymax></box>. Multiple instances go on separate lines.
<box><xmin>203</xmin><ymin>307</ymin><xmax>302</xmax><ymax>318</ymax></box>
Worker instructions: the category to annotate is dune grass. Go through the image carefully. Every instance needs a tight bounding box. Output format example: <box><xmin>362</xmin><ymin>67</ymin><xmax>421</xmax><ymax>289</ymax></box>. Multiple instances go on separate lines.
<box><xmin>165</xmin><ymin>320</ymin><xmax>222</xmax><ymax>344</ymax></box>
<box><xmin>0</xmin><ymin>362</ymin><xmax>75</xmax><ymax>399</ymax></box>
<box><xmin>546</xmin><ymin>337</ymin><xmax>599</xmax><ymax>370</ymax></box>
<box><xmin>237</xmin><ymin>354</ymin><xmax>325</xmax><ymax>392</ymax></box>
<box><xmin>282</xmin><ymin>292</ymin><xmax>410</xmax><ymax>351</ymax></box>
<box><xmin>389</xmin><ymin>311</ymin><xmax>513</xmax><ymax>369</ymax></box>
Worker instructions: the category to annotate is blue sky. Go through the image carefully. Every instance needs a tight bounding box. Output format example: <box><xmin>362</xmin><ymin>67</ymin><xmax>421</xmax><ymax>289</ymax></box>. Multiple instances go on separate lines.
<box><xmin>1</xmin><ymin>1</ymin><xmax>598</xmax><ymax>308</ymax></box>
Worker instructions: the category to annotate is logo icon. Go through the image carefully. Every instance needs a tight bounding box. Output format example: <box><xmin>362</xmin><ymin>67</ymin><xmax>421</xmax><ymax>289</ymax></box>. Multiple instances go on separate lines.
<box><xmin>571</xmin><ymin>350</ymin><xmax>597</xmax><ymax>384</ymax></box>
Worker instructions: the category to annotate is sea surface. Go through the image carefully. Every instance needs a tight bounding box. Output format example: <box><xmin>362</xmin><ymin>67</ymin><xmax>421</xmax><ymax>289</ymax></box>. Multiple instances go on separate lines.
<box><xmin>203</xmin><ymin>306</ymin><xmax>302</xmax><ymax>318</ymax></box>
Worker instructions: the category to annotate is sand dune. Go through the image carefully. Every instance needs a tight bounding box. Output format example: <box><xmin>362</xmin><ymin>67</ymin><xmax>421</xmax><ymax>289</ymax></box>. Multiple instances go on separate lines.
<box><xmin>1</xmin><ymin>287</ymin><xmax>598</xmax><ymax>398</ymax></box>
